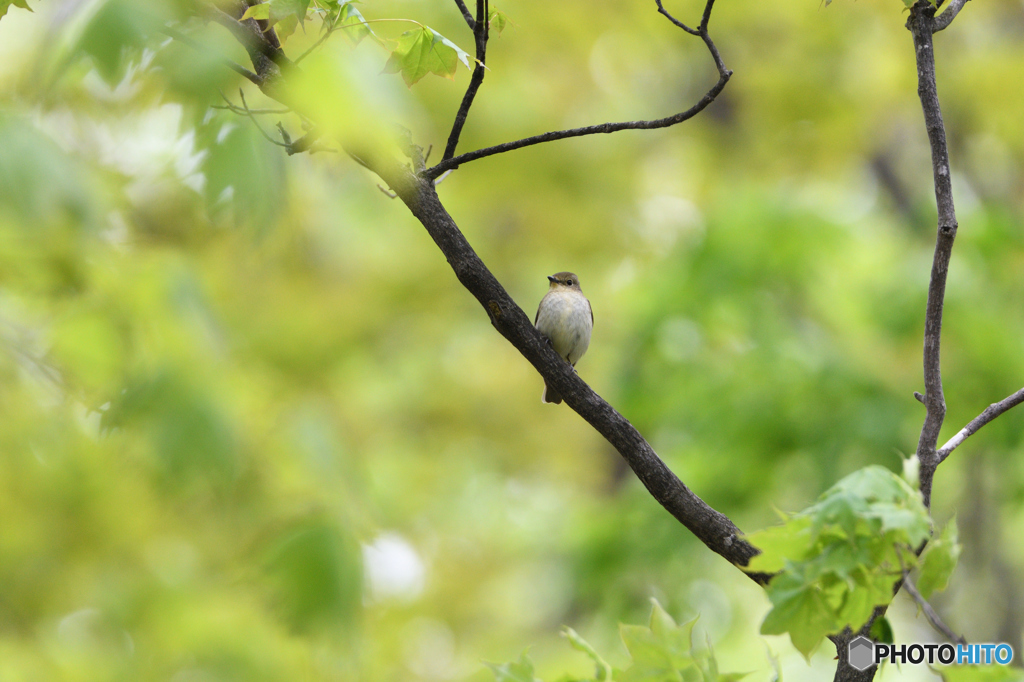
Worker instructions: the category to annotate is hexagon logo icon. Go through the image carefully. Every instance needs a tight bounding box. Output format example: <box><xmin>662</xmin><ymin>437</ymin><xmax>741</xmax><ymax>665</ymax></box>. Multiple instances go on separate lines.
<box><xmin>848</xmin><ymin>636</ymin><xmax>875</xmax><ymax>671</ymax></box>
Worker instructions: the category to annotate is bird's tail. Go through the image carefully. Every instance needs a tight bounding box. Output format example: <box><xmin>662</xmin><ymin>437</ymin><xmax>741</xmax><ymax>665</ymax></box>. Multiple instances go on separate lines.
<box><xmin>542</xmin><ymin>380</ymin><xmax>562</xmax><ymax>405</ymax></box>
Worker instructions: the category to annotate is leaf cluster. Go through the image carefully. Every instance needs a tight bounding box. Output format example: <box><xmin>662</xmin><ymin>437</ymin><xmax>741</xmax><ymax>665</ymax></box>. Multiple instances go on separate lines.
<box><xmin>747</xmin><ymin>466</ymin><xmax>958</xmax><ymax>657</ymax></box>
<box><xmin>488</xmin><ymin>600</ymin><xmax>747</xmax><ymax>682</ymax></box>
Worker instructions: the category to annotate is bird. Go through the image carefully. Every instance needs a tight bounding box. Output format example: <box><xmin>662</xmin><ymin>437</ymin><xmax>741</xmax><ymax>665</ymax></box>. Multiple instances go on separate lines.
<box><xmin>534</xmin><ymin>271</ymin><xmax>593</xmax><ymax>404</ymax></box>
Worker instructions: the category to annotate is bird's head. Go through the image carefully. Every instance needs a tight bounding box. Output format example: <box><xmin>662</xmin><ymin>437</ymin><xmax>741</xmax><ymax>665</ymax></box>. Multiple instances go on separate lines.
<box><xmin>547</xmin><ymin>272</ymin><xmax>581</xmax><ymax>291</ymax></box>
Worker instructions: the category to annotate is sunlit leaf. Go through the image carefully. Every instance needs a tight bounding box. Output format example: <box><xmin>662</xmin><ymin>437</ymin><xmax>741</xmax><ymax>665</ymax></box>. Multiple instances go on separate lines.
<box><xmin>562</xmin><ymin>627</ymin><xmax>613</xmax><ymax>681</ymax></box>
<box><xmin>383</xmin><ymin>26</ymin><xmax>471</xmax><ymax>86</ymax></box>
<box><xmin>760</xmin><ymin>570</ymin><xmax>839</xmax><ymax>659</ymax></box>
<box><xmin>916</xmin><ymin>517</ymin><xmax>960</xmax><ymax>599</ymax></box>
<box><xmin>0</xmin><ymin>0</ymin><xmax>31</xmax><ymax>19</ymax></box>
<box><xmin>489</xmin><ymin>8</ymin><xmax>508</xmax><ymax>35</ymax></box>
<box><xmin>240</xmin><ymin>3</ymin><xmax>271</xmax><ymax>20</ymax></box>
<box><xmin>486</xmin><ymin>652</ymin><xmax>542</xmax><ymax>682</ymax></box>
<box><xmin>338</xmin><ymin>1</ymin><xmax>371</xmax><ymax>44</ymax></box>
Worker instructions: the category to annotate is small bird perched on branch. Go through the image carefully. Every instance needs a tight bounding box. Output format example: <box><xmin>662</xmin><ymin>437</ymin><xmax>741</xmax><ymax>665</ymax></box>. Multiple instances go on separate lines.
<box><xmin>534</xmin><ymin>271</ymin><xmax>593</xmax><ymax>404</ymax></box>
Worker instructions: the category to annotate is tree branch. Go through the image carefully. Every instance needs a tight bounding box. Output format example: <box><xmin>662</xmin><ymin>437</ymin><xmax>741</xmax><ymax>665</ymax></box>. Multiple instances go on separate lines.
<box><xmin>937</xmin><ymin>386</ymin><xmax>1024</xmax><ymax>464</ymax></box>
<box><xmin>160</xmin><ymin>26</ymin><xmax>263</xmax><ymax>87</ymax></box>
<box><xmin>454</xmin><ymin>0</ymin><xmax>476</xmax><ymax>30</ymax></box>
<box><xmin>897</xmin><ymin>548</ymin><xmax>966</xmax><ymax>644</ymax></box>
<box><xmin>442</xmin><ymin>0</ymin><xmax>489</xmax><ymax>161</ymax></box>
<box><xmin>366</xmin><ymin>145</ymin><xmax>768</xmax><ymax>584</ymax></box>
<box><xmin>907</xmin><ymin>0</ymin><xmax>958</xmax><ymax>510</ymax></box>
<box><xmin>425</xmin><ymin>0</ymin><xmax>731</xmax><ymax>179</ymax></box>
<box><xmin>655</xmin><ymin>0</ymin><xmax>699</xmax><ymax>35</ymax></box>
<box><xmin>934</xmin><ymin>0</ymin><xmax>971</xmax><ymax>32</ymax></box>
<box><xmin>202</xmin><ymin>1</ymin><xmax>292</xmax><ymax>94</ymax></box>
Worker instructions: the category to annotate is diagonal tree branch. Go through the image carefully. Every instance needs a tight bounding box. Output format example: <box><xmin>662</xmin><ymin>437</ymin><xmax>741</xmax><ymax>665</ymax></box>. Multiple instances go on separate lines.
<box><xmin>370</xmin><ymin>146</ymin><xmax>768</xmax><ymax>583</ymax></box>
<box><xmin>937</xmin><ymin>386</ymin><xmax>1024</xmax><ymax>464</ymax></box>
<box><xmin>897</xmin><ymin>548</ymin><xmax>966</xmax><ymax>644</ymax></box>
<box><xmin>202</xmin><ymin>1</ymin><xmax>292</xmax><ymax>96</ymax></box>
<box><xmin>934</xmin><ymin>0</ymin><xmax>971</xmax><ymax>32</ymax></box>
<box><xmin>443</xmin><ymin>0</ymin><xmax>490</xmax><ymax>161</ymax></box>
<box><xmin>207</xmin><ymin>0</ymin><xmax>765</xmax><ymax>584</ymax></box>
<box><xmin>907</xmin><ymin>0</ymin><xmax>958</xmax><ymax>510</ymax></box>
<box><xmin>454</xmin><ymin>0</ymin><xmax>476</xmax><ymax>30</ymax></box>
<box><xmin>161</xmin><ymin>26</ymin><xmax>263</xmax><ymax>87</ymax></box>
<box><xmin>425</xmin><ymin>0</ymin><xmax>731</xmax><ymax>180</ymax></box>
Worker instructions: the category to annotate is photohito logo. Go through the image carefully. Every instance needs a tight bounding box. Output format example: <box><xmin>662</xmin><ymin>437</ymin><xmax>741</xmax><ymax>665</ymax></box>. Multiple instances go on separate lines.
<box><xmin>847</xmin><ymin>636</ymin><xmax>1015</xmax><ymax>672</ymax></box>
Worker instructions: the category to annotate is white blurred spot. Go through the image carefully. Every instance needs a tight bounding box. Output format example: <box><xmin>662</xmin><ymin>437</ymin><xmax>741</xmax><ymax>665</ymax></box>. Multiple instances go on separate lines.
<box><xmin>637</xmin><ymin>195</ymin><xmax>704</xmax><ymax>252</ymax></box>
<box><xmin>363</xmin><ymin>532</ymin><xmax>426</xmax><ymax>603</ymax></box>
<box><xmin>56</xmin><ymin>607</ymin><xmax>134</xmax><ymax>656</ymax></box>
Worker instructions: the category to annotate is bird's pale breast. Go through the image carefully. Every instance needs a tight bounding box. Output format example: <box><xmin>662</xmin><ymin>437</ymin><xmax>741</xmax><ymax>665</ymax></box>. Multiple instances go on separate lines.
<box><xmin>536</xmin><ymin>289</ymin><xmax>592</xmax><ymax>365</ymax></box>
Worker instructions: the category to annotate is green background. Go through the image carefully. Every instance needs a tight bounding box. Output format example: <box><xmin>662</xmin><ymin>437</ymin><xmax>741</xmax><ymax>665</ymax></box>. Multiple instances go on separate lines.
<box><xmin>0</xmin><ymin>0</ymin><xmax>1022</xmax><ymax>680</ymax></box>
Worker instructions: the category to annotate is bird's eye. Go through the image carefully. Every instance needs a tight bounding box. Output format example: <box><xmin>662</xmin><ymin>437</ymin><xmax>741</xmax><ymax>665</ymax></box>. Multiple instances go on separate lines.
<box><xmin>565</xmin><ymin>280</ymin><xmax>572</xmax><ymax>286</ymax></box>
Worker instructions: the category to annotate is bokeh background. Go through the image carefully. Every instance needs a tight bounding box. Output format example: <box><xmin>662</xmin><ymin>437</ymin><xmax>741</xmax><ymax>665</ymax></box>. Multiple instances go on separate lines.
<box><xmin>1</xmin><ymin>0</ymin><xmax>1023</xmax><ymax>680</ymax></box>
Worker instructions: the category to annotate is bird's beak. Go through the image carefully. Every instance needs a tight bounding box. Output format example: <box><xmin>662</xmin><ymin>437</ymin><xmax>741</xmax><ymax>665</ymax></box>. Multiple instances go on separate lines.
<box><xmin>547</xmin><ymin>275</ymin><xmax>556</xmax><ymax>283</ymax></box>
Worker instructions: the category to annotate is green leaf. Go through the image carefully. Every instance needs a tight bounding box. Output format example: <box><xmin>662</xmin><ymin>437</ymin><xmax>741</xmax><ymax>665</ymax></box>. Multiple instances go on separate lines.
<box><xmin>200</xmin><ymin>118</ymin><xmax>287</xmax><ymax>230</ymax></box>
<box><xmin>243</xmin><ymin>0</ymin><xmax>311</xmax><ymax>26</ymax></box>
<box><xmin>488</xmin><ymin>8</ymin><xmax>508</xmax><ymax>35</ymax></box>
<box><xmin>834</xmin><ymin>569</ymin><xmax>895</xmax><ymax>630</ymax></box>
<box><xmin>760</xmin><ymin>569</ymin><xmax>840</xmax><ymax>658</ymax></box>
<box><xmin>434</xmin><ymin>28</ymin><xmax>472</xmax><ymax>69</ymax></box>
<box><xmin>562</xmin><ymin>627</ymin><xmax>613</xmax><ymax>681</ymax></box>
<box><xmin>240</xmin><ymin>3</ymin><xmax>271</xmax><ymax>20</ymax></box>
<box><xmin>0</xmin><ymin>0</ymin><xmax>31</xmax><ymax>19</ymax></box>
<box><xmin>338</xmin><ymin>2</ymin><xmax>371</xmax><ymax>44</ymax></box>
<box><xmin>746</xmin><ymin>515</ymin><xmax>813</xmax><ymax>574</ymax></box>
<box><xmin>618</xmin><ymin>601</ymin><xmax>696</xmax><ymax>681</ymax></box>
<box><xmin>275</xmin><ymin>13</ymin><xmax>300</xmax><ymax>42</ymax></box>
<box><xmin>262</xmin><ymin>519</ymin><xmax>362</xmax><ymax>633</ymax></box>
<box><xmin>939</xmin><ymin>666</ymin><xmax>1024</xmax><ymax>682</ymax></box>
<box><xmin>752</xmin><ymin>466</ymin><xmax>930</xmax><ymax>659</ymax></box>
<box><xmin>270</xmin><ymin>0</ymin><xmax>311</xmax><ymax>24</ymax></box>
<box><xmin>486</xmin><ymin>652</ymin><xmax>542</xmax><ymax>682</ymax></box>
<box><xmin>916</xmin><ymin>516</ymin><xmax>961</xmax><ymax>598</ymax></box>
<box><xmin>383</xmin><ymin>26</ymin><xmax>471</xmax><ymax>86</ymax></box>
<box><xmin>869</xmin><ymin>616</ymin><xmax>894</xmax><ymax>645</ymax></box>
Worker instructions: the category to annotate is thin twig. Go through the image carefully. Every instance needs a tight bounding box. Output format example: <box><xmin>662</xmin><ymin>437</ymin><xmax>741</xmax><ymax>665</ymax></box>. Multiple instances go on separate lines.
<box><xmin>442</xmin><ymin>0</ymin><xmax>490</xmax><ymax>161</ymax></box>
<box><xmin>655</xmin><ymin>0</ymin><xmax>698</xmax><ymax>35</ymax></box>
<box><xmin>907</xmin><ymin>1</ymin><xmax>958</xmax><ymax>510</ymax></box>
<box><xmin>160</xmin><ymin>26</ymin><xmax>263</xmax><ymax>86</ymax></box>
<box><xmin>937</xmin><ymin>387</ymin><xmax>1024</xmax><ymax>464</ymax></box>
<box><xmin>934</xmin><ymin>0</ymin><xmax>971</xmax><ymax>32</ymax></box>
<box><xmin>896</xmin><ymin>548</ymin><xmax>966</xmax><ymax>644</ymax></box>
<box><xmin>454</xmin><ymin>0</ymin><xmax>476</xmax><ymax>29</ymax></box>
<box><xmin>212</xmin><ymin>104</ymin><xmax>292</xmax><ymax>115</ymax></box>
<box><xmin>295</xmin><ymin>11</ymin><xmax>337</xmax><ymax>63</ymax></box>
<box><xmin>426</xmin><ymin>0</ymin><xmax>731</xmax><ymax>179</ymax></box>
<box><xmin>425</xmin><ymin>73</ymin><xmax>729</xmax><ymax>179</ymax></box>
<box><xmin>234</xmin><ymin>89</ymin><xmax>290</xmax><ymax>147</ymax></box>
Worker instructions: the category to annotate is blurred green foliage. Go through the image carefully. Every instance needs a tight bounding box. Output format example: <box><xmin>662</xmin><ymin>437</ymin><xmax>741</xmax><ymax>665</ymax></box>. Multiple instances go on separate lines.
<box><xmin>0</xmin><ymin>0</ymin><xmax>1023</xmax><ymax>680</ymax></box>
